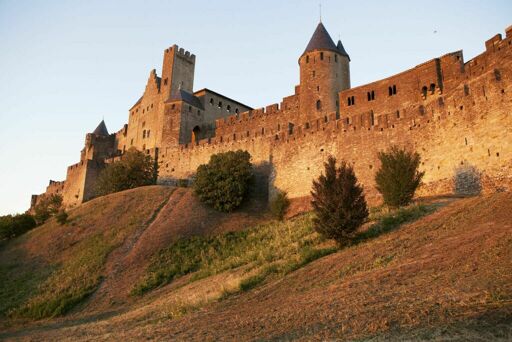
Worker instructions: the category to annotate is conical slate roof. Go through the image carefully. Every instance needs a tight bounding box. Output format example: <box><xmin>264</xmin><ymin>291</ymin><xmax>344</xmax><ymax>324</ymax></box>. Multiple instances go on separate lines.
<box><xmin>303</xmin><ymin>22</ymin><xmax>338</xmax><ymax>54</ymax></box>
<box><xmin>336</xmin><ymin>39</ymin><xmax>350</xmax><ymax>60</ymax></box>
<box><xmin>92</xmin><ymin>120</ymin><xmax>109</xmax><ymax>136</ymax></box>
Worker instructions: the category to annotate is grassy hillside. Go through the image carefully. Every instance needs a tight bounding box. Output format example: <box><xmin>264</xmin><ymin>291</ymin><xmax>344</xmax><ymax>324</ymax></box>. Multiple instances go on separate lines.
<box><xmin>0</xmin><ymin>186</ymin><xmax>175</xmax><ymax>319</ymax></box>
<box><xmin>0</xmin><ymin>189</ymin><xmax>511</xmax><ymax>341</ymax></box>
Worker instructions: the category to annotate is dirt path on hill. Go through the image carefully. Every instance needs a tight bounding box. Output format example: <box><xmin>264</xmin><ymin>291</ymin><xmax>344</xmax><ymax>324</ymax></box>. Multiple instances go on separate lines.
<box><xmin>83</xmin><ymin>183</ymin><xmax>270</xmax><ymax>313</ymax></box>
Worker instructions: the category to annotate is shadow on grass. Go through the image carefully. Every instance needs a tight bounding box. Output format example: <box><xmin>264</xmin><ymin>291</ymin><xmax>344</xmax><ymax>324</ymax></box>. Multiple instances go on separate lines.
<box><xmin>353</xmin><ymin>203</ymin><xmax>441</xmax><ymax>246</ymax></box>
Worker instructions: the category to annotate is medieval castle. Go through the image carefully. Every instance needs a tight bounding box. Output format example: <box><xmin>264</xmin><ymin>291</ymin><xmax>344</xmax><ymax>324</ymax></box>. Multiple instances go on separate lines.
<box><xmin>31</xmin><ymin>22</ymin><xmax>512</xmax><ymax>210</ymax></box>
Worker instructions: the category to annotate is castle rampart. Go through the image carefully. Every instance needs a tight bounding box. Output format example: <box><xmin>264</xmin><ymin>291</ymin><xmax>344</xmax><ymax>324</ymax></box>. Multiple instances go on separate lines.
<box><xmin>31</xmin><ymin>23</ymin><xmax>512</xmax><ymax>211</ymax></box>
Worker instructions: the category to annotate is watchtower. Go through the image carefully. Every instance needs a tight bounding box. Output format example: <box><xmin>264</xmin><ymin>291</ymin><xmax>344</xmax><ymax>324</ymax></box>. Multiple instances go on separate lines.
<box><xmin>161</xmin><ymin>45</ymin><xmax>196</xmax><ymax>100</ymax></box>
<box><xmin>298</xmin><ymin>22</ymin><xmax>350</xmax><ymax>119</ymax></box>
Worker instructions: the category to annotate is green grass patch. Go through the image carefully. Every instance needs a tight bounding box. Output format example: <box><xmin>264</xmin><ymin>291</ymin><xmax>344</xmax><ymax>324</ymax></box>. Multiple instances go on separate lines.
<box><xmin>134</xmin><ymin>204</ymin><xmax>439</xmax><ymax>296</ymax></box>
<box><xmin>0</xmin><ymin>186</ymin><xmax>175</xmax><ymax>320</ymax></box>
<box><xmin>354</xmin><ymin>204</ymin><xmax>436</xmax><ymax>244</ymax></box>
<box><xmin>132</xmin><ymin>214</ymin><xmax>336</xmax><ymax>296</ymax></box>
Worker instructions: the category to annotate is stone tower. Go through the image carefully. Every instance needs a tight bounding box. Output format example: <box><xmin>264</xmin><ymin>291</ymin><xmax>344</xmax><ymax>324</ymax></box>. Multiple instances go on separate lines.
<box><xmin>299</xmin><ymin>22</ymin><xmax>350</xmax><ymax>119</ymax></box>
<box><xmin>161</xmin><ymin>45</ymin><xmax>196</xmax><ymax>101</ymax></box>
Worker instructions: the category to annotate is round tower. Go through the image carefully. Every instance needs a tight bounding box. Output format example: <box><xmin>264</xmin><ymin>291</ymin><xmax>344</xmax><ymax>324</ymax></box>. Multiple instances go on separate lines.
<box><xmin>299</xmin><ymin>22</ymin><xmax>350</xmax><ymax>119</ymax></box>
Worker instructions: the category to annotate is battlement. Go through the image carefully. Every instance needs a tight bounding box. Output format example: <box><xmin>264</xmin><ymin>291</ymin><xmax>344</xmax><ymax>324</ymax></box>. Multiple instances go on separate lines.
<box><xmin>33</xmin><ymin>24</ymin><xmax>512</xmax><ymax>211</ymax></box>
<box><xmin>165</xmin><ymin>44</ymin><xmax>196</xmax><ymax>63</ymax></box>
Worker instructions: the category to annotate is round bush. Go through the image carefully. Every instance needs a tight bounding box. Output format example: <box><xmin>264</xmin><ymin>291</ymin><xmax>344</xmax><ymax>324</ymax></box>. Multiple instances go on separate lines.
<box><xmin>193</xmin><ymin>150</ymin><xmax>252</xmax><ymax>212</ymax></box>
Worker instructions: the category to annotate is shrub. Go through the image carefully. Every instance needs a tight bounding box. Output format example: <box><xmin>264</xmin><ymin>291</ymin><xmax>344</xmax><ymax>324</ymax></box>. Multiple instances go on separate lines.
<box><xmin>95</xmin><ymin>148</ymin><xmax>157</xmax><ymax>197</ymax></box>
<box><xmin>34</xmin><ymin>194</ymin><xmax>63</xmax><ymax>225</ymax></box>
<box><xmin>311</xmin><ymin>156</ymin><xmax>369</xmax><ymax>246</ymax></box>
<box><xmin>55</xmin><ymin>210</ymin><xmax>68</xmax><ymax>225</ymax></box>
<box><xmin>0</xmin><ymin>213</ymin><xmax>37</xmax><ymax>240</ymax></box>
<box><xmin>193</xmin><ymin>150</ymin><xmax>252</xmax><ymax>212</ymax></box>
<box><xmin>375</xmin><ymin>146</ymin><xmax>425</xmax><ymax>208</ymax></box>
<box><xmin>453</xmin><ymin>164</ymin><xmax>481</xmax><ymax>196</ymax></box>
<box><xmin>270</xmin><ymin>191</ymin><xmax>290</xmax><ymax>220</ymax></box>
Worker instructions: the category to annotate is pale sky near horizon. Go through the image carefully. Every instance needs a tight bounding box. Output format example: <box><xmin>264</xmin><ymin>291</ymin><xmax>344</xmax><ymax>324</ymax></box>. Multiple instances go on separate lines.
<box><xmin>0</xmin><ymin>0</ymin><xmax>511</xmax><ymax>215</ymax></box>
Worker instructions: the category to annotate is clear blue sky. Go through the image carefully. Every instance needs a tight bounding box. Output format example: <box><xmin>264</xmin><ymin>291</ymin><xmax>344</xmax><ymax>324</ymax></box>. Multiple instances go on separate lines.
<box><xmin>0</xmin><ymin>0</ymin><xmax>510</xmax><ymax>215</ymax></box>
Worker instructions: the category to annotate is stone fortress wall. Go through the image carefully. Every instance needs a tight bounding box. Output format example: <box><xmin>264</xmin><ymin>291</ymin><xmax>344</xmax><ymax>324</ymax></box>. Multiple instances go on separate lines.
<box><xmin>31</xmin><ymin>23</ymin><xmax>512</xmax><ymax>210</ymax></box>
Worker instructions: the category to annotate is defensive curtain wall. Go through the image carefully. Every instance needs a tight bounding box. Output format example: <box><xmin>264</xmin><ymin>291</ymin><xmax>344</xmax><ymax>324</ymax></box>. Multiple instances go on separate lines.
<box><xmin>157</xmin><ymin>28</ymin><xmax>512</xmax><ymax>209</ymax></box>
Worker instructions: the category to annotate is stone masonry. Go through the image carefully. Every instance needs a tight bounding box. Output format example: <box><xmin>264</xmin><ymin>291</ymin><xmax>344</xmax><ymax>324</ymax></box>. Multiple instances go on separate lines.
<box><xmin>31</xmin><ymin>22</ymin><xmax>512</xmax><ymax>210</ymax></box>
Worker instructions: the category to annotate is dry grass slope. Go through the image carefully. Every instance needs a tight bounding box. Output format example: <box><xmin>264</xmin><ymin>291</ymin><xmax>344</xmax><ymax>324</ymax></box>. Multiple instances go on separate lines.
<box><xmin>0</xmin><ymin>190</ymin><xmax>511</xmax><ymax>341</ymax></box>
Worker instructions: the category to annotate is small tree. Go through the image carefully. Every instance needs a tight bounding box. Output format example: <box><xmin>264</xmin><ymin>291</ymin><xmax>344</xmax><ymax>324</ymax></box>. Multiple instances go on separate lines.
<box><xmin>270</xmin><ymin>191</ymin><xmax>290</xmax><ymax>221</ymax></box>
<box><xmin>95</xmin><ymin>148</ymin><xmax>157</xmax><ymax>197</ymax></box>
<box><xmin>194</xmin><ymin>150</ymin><xmax>252</xmax><ymax>212</ymax></box>
<box><xmin>311</xmin><ymin>156</ymin><xmax>368</xmax><ymax>246</ymax></box>
<box><xmin>34</xmin><ymin>194</ymin><xmax>63</xmax><ymax>225</ymax></box>
<box><xmin>375</xmin><ymin>146</ymin><xmax>425</xmax><ymax>208</ymax></box>
<box><xmin>0</xmin><ymin>213</ymin><xmax>37</xmax><ymax>240</ymax></box>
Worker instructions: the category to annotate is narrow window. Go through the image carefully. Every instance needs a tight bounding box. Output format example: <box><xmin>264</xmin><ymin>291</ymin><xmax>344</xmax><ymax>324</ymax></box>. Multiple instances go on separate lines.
<box><xmin>164</xmin><ymin>78</ymin><xmax>168</xmax><ymax>86</ymax></box>
<box><xmin>464</xmin><ymin>84</ymin><xmax>470</xmax><ymax>96</ymax></box>
<box><xmin>130</xmin><ymin>138</ymin><xmax>133</xmax><ymax>145</ymax></box>
<box><xmin>218</xmin><ymin>101</ymin><xmax>222</xmax><ymax>108</ymax></box>
<box><xmin>306</xmin><ymin>55</ymin><xmax>309</xmax><ymax>63</ymax></box>
<box><xmin>494</xmin><ymin>69</ymin><xmax>501</xmax><ymax>81</ymax></box>
<box><xmin>209</xmin><ymin>98</ymin><xmax>214</xmax><ymax>105</ymax></box>
<box><xmin>188</xmin><ymin>106</ymin><xmax>192</xmax><ymax>112</ymax></box>
<box><xmin>317</xmin><ymin>86</ymin><xmax>320</xmax><ymax>91</ymax></box>
<box><xmin>147</xmin><ymin>130</ymin><xmax>150</xmax><ymax>138</ymax></box>
<box><xmin>312</xmin><ymin>70</ymin><xmax>316</xmax><ymax>77</ymax></box>
<box><xmin>370</xmin><ymin>111</ymin><xmax>375</xmax><ymax>126</ymax></box>
<box><xmin>347</xmin><ymin>97</ymin><xmax>351</xmax><ymax>106</ymax></box>
<box><xmin>143</xmin><ymin>130</ymin><xmax>146</xmax><ymax>138</ymax></box>
<box><xmin>422</xmin><ymin>86</ymin><xmax>428</xmax><ymax>98</ymax></box>
<box><xmin>324</xmin><ymin>116</ymin><xmax>328</xmax><ymax>123</ymax></box>
<box><xmin>316</xmin><ymin>100</ymin><xmax>322</xmax><ymax>111</ymax></box>
<box><xmin>371</xmin><ymin>90</ymin><xmax>375</xmax><ymax>100</ymax></box>
<box><xmin>393</xmin><ymin>85</ymin><xmax>397</xmax><ymax>94</ymax></box>
<box><xmin>235</xmin><ymin>108</ymin><xmax>239</xmax><ymax>114</ymax></box>
<box><xmin>320</xmin><ymin>52</ymin><xmax>324</xmax><ymax>60</ymax></box>
<box><xmin>367</xmin><ymin>92</ymin><xmax>371</xmax><ymax>101</ymax></box>
<box><xmin>261</xmin><ymin>127</ymin><xmax>265</xmax><ymax>135</ymax></box>
<box><xmin>335</xmin><ymin>54</ymin><xmax>338</xmax><ymax>62</ymax></box>
<box><xmin>351</xmin><ymin>96</ymin><xmax>355</xmax><ymax>105</ymax></box>
<box><xmin>288</xmin><ymin>122</ymin><xmax>294</xmax><ymax>135</ymax></box>
<box><xmin>430</xmin><ymin>83</ymin><xmax>436</xmax><ymax>94</ymax></box>
<box><xmin>227</xmin><ymin>105</ymin><xmax>231</xmax><ymax>112</ymax></box>
<box><xmin>388</xmin><ymin>86</ymin><xmax>393</xmax><ymax>96</ymax></box>
<box><xmin>396</xmin><ymin>110</ymin><xmax>400</xmax><ymax>118</ymax></box>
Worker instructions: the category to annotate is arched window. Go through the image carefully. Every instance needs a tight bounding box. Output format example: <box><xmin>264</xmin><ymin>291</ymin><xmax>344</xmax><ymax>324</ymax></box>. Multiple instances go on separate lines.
<box><xmin>192</xmin><ymin>126</ymin><xmax>200</xmax><ymax>144</ymax></box>
<box><xmin>235</xmin><ymin>108</ymin><xmax>239</xmax><ymax>114</ymax></box>
<box><xmin>218</xmin><ymin>101</ymin><xmax>222</xmax><ymax>108</ymax></box>
<box><xmin>430</xmin><ymin>83</ymin><xmax>436</xmax><ymax>94</ymax></box>
<box><xmin>209</xmin><ymin>98</ymin><xmax>214</xmax><ymax>105</ymax></box>
<box><xmin>422</xmin><ymin>86</ymin><xmax>428</xmax><ymax>98</ymax></box>
<box><xmin>316</xmin><ymin>100</ymin><xmax>322</xmax><ymax>111</ymax></box>
<box><xmin>227</xmin><ymin>105</ymin><xmax>231</xmax><ymax>112</ymax></box>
